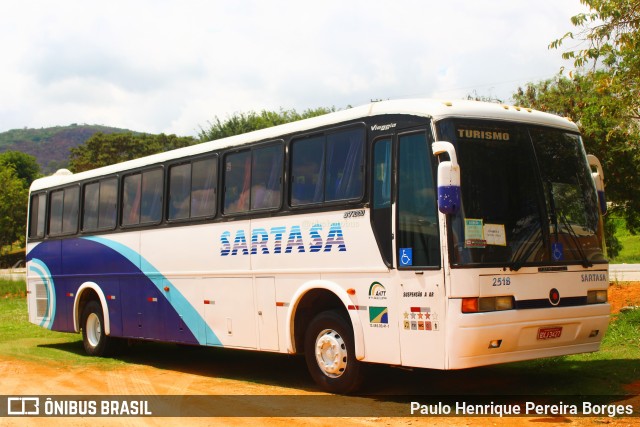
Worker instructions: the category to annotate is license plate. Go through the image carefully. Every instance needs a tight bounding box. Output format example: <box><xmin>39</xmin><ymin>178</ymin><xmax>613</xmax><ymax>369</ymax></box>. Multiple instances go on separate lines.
<box><xmin>537</xmin><ymin>326</ymin><xmax>562</xmax><ymax>340</ymax></box>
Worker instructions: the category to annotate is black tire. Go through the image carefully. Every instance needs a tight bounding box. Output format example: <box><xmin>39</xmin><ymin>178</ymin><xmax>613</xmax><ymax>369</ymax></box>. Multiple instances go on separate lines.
<box><xmin>81</xmin><ymin>300</ymin><xmax>115</xmax><ymax>357</ymax></box>
<box><xmin>304</xmin><ymin>310</ymin><xmax>365</xmax><ymax>394</ymax></box>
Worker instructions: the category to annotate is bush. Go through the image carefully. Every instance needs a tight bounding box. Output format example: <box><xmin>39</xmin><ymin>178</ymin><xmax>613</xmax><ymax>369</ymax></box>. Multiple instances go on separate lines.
<box><xmin>0</xmin><ymin>249</ymin><xmax>25</xmax><ymax>268</ymax></box>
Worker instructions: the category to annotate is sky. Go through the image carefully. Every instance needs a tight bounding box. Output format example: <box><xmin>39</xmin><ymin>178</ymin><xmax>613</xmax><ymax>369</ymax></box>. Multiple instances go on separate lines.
<box><xmin>0</xmin><ymin>0</ymin><xmax>590</xmax><ymax>137</ymax></box>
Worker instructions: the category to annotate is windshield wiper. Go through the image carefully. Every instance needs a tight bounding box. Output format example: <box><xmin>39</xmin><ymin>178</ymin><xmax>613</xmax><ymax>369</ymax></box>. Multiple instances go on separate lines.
<box><xmin>509</xmin><ymin>239</ymin><xmax>542</xmax><ymax>272</ymax></box>
<box><xmin>558</xmin><ymin>211</ymin><xmax>593</xmax><ymax>268</ymax></box>
<box><xmin>546</xmin><ymin>181</ymin><xmax>560</xmax><ymax>244</ymax></box>
<box><xmin>509</xmin><ymin>181</ymin><xmax>554</xmax><ymax>272</ymax></box>
<box><xmin>546</xmin><ymin>180</ymin><xmax>593</xmax><ymax>268</ymax></box>
<box><xmin>509</xmin><ymin>227</ymin><xmax>543</xmax><ymax>271</ymax></box>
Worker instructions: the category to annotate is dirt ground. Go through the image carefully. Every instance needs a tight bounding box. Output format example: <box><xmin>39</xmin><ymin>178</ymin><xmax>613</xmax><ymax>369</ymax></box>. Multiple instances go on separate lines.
<box><xmin>608</xmin><ymin>281</ymin><xmax>640</xmax><ymax>314</ymax></box>
<box><xmin>1</xmin><ymin>282</ymin><xmax>639</xmax><ymax>427</ymax></box>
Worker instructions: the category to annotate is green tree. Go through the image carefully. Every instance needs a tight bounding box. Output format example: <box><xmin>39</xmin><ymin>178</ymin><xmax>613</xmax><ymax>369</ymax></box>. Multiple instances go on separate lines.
<box><xmin>198</xmin><ymin>107</ymin><xmax>336</xmax><ymax>142</ymax></box>
<box><xmin>550</xmin><ymin>0</ymin><xmax>640</xmax><ymax>124</ymax></box>
<box><xmin>0</xmin><ymin>167</ymin><xmax>28</xmax><ymax>253</ymax></box>
<box><xmin>513</xmin><ymin>73</ymin><xmax>639</xmax><ymax>257</ymax></box>
<box><xmin>0</xmin><ymin>151</ymin><xmax>41</xmax><ymax>187</ymax></box>
<box><xmin>69</xmin><ymin>133</ymin><xmax>198</xmax><ymax>172</ymax></box>
<box><xmin>516</xmin><ymin>0</ymin><xmax>640</xmax><ymax>257</ymax></box>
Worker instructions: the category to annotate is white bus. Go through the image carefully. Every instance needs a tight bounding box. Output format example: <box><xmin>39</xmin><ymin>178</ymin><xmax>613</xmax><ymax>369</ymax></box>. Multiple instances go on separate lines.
<box><xmin>26</xmin><ymin>99</ymin><xmax>610</xmax><ymax>393</ymax></box>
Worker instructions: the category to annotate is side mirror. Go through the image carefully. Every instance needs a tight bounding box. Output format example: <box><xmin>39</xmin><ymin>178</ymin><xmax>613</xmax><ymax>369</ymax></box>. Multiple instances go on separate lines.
<box><xmin>587</xmin><ymin>154</ymin><xmax>607</xmax><ymax>215</ymax></box>
<box><xmin>432</xmin><ymin>141</ymin><xmax>461</xmax><ymax>214</ymax></box>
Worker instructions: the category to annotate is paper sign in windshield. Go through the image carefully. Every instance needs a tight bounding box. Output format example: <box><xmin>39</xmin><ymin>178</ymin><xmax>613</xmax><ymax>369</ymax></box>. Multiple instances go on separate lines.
<box><xmin>464</xmin><ymin>219</ymin><xmax>486</xmax><ymax>248</ymax></box>
<box><xmin>484</xmin><ymin>223</ymin><xmax>506</xmax><ymax>246</ymax></box>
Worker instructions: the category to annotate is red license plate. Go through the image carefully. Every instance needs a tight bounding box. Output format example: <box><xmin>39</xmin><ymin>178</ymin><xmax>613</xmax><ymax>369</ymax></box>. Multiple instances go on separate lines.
<box><xmin>537</xmin><ymin>327</ymin><xmax>562</xmax><ymax>340</ymax></box>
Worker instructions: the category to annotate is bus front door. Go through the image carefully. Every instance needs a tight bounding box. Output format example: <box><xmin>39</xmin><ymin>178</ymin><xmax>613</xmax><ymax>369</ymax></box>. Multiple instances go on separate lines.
<box><xmin>395</xmin><ymin>130</ymin><xmax>446</xmax><ymax>369</ymax></box>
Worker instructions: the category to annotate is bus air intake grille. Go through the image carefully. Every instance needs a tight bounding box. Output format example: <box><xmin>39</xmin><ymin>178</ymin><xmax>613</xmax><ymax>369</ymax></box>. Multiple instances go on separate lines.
<box><xmin>515</xmin><ymin>296</ymin><xmax>587</xmax><ymax>310</ymax></box>
<box><xmin>35</xmin><ymin>282</ymin><xmax>48</xmax><ymax>317</ymax></box>
<box><xmin>35</xmin><ymin>282</ymin><xmax>47</xmax><ymax>299</ymax></box>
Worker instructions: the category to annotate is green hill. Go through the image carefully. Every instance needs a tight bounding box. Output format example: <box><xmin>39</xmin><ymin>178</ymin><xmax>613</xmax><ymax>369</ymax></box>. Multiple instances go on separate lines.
<box><xmin>0</xmin><ymin>124</ymin><xmax>136</xmax><ymax>174</ymax></box>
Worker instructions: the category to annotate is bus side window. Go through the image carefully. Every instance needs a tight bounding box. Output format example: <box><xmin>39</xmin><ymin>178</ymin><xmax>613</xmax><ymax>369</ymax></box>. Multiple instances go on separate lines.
<box><xmin>326</xmin><ymin>128</ymin><xmax>364</xmax><ymax>202</ymax></box>
<box><xmin>49</xmin><ymin>190</ymin><xmax>64</xmax><ymax>235</ymax></box>
<box><xmin>49</xmin><ymin>187</ymin><xmax>79</xmax><ymax>236</ymax></box>
<box><xmin>169</xmin><ymin>157</ymin><xmax>218</xmax><ymax>220</ymax></box>
<box><xmin>291</xmin><ymin>136</ymin><xmax>324</xmax><ymax>206</ymax></box>
<box><xmin>62</xmin><ymin>187</ymin><xmax>79</xmax><ymax>234</ymax></box>
<box><xmin>122</xmin><ymin>170</ymin><xmax>163</xmax><ymax>226</ymax></box>
<box><xmin>83</xmin><ymin>179</ymin><xmax>118</xmax><ymax>231</ymax></box>
<box><xmin>29</xmin><ymin>193</ymin><xmax>46</xmax><ymax>239</ymax></box>
<box><xmin>98</xmin><ymin>178</ymin><xmax>118</xmax><ymax>229</ymax></box>
<box><xmin>224</xmin><ymin>151</ymin><xmax>251</xmax><ymax>214</ymax></box>
<box><xmin>251</xmin><ymin>145</ymin><xmax>282</xmax><ymax>211</ymax></box>
<box><xmin>122</xmin><ymin>173</ymin><xmax>142</xmax><ymax>226</ymax></box>
<box><xmin>372</xmin><ymin>138</ymin><xmax>393</xmax><ymax>265</ymax></box>
<box><xmin>191</xmin><ymin>157</ymin><xmax>217</xmax><ymax>217</ymax></box>
<box><xmin>83</xmin><ymin>182</ymin><xmax>100</xmax><ymax>230</ymax></box>
<box><xmin>291</xmin><ymin>128</ymin><xmax>364</xmax><ymax>207</ymax></box>
<box><xmin>169</xmin><ymin>163</ymin><xmax>191</xmax><ymax>220</ymax></box>
<box><xmin>397</xmin><ymin>132</ymin><xmax>440</xmax><ymax>267</ymax></box>
<box><xmin>140</xmin><ymin>169</ymin><xmax>163</xmax><ymax>224</ymax></box>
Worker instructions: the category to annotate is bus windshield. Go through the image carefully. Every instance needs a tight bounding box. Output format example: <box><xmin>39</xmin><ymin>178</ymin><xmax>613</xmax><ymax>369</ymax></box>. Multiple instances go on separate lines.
<box><xmin>437</xmin><ymin>119</ymin><xmax>606</xmax><ymax>269</ymax></box>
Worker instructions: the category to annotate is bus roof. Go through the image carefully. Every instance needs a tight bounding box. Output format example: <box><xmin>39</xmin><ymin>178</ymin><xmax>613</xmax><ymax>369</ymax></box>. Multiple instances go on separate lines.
<box><xmin>30</xmin><ymin>98</ymin><xmax>579</xmax><ymax>192</ymax></box>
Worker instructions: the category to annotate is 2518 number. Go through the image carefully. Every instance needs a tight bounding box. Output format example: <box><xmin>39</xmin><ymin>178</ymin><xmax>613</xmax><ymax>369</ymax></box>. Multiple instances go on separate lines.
<box><xmin>492</xmin><ymin>277</ymin><xmax>511</xmax><ymax>286</ymax></box>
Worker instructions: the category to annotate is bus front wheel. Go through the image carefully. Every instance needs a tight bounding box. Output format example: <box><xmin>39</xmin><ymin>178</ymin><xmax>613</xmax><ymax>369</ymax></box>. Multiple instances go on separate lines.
<box><xmin>304</xmin><ymin>310</ymin><xmax>364</xmax><ymax>394</ymax></box>
<box><xmin>81</xmin><ymin>300</ymin><xmax>114</xmax><ymax>357</ymax></box>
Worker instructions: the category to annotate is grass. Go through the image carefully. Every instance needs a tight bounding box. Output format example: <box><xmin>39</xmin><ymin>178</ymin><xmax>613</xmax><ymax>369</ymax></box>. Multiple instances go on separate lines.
<box><xmin>0</xmin><ymin>280</ymin><xmax>125</xmax><ymax>369</ymax></box>
<box><xmin>605</xmin><ymin>309</ymin><xmax>640</xmax><ymax>357</ymax></box>
<box><xmin>613</xmin><ymin>229</ymin><xmax>640</xmax><ymax>263</ymax></box>
<box><xmin>501</xmin><ymin>308</ymin><xmax>640</xmax><ymax>395</ymax></box>
<box><xmin>611</xmin><ymin>216</ymin><xmax>640</xmax><ymax>263</ymax></box>
<box><xmin>0</xmin><ymin>279</ymin><xmax>26</xmax><ymax>297</ymax></box>
<box><xmin>1</xmin><ymin>279</ymin><xmax>639</xmax><ymax>397</ymax></box>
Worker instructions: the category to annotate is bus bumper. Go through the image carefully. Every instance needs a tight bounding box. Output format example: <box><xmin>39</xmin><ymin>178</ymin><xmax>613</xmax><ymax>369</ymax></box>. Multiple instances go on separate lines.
<box><xmin>445</xmin><ymin>299</ymin><xmax>610</xmax><ymax>369</ymax></box>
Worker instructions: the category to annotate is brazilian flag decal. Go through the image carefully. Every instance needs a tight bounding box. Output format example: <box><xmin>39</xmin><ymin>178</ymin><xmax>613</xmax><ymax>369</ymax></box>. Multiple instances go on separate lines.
<box><xmin>369</xmin><ymin>306</ymin><xmax>389</xmax><ymax>324</ymax></box>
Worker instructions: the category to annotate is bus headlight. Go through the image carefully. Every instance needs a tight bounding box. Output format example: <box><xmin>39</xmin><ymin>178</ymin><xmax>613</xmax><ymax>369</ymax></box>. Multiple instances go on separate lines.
<box><xmin>462</xmin><ymin>296</ymin><xmax>514</xmax><ymax>313</ymax></box>
<box><xmin>587</xmin><ymin>290</ymin><xmax>607</xmax><ymax>304</ymax></box>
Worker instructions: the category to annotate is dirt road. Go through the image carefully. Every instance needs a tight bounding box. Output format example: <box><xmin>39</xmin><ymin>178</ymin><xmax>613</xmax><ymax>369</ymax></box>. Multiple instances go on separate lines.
<box><xmin>1</xmin><ymin>282</ymin><xmax>639</xmax><ymax>427</ymax></box>
<box><xmin>2</xmin><ymin>353</ymin><xmax>638</xmax><ymax>427</ymax></box>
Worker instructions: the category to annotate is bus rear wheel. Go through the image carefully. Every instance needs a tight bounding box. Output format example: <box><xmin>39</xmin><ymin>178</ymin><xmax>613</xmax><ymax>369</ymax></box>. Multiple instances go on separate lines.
<box><xmin>81</xmin><ymin>300</ymin><xmax>115</xmax><ymax>357</ymax></box>
<box><xmin>304</xmin><ymin>310</ymin><xmax>364</xmax><ymax>394</ymax></box>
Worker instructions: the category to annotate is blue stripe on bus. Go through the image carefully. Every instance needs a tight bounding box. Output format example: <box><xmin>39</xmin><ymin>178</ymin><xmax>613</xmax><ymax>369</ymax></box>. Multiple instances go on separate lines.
<box><xmin>82</xmin><ymin>236</ymin><xmax>221</xmax><ymax>346</ymax></box>
<box><xmin>27</xmin><ymin>237</ymin><xmax>221</xmax><ymax>346</ymax></box>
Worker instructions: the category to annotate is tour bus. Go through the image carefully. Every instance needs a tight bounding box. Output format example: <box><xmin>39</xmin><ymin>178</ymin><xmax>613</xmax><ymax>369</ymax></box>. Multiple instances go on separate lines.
<box><xmin>26</xmin><ymin>99</ymin><xmax>610</xmax><ymax>393</ymax></box>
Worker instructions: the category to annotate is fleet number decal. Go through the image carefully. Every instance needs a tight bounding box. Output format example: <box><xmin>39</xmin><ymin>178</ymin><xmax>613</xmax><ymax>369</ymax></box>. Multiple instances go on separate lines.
<box><xmin>344</xmin><ymin>210</ymin><xmax>365</xmax><ymax>219</ymax></box>
<box><xmin>492</xmin><ymin>277</ymin><xmax>511</xmax><ymax>286</ymax></box>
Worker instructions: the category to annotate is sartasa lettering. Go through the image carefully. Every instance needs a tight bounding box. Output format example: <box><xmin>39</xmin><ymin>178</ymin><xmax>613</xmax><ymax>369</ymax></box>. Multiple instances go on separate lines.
<box><xmin>581</xmin><ymin>273</ymin><xmax>606</xmax><ymax>282</ymax></box>
<box><xmin>221</xmin><ymin>223</ymin><xmax>347</xmax><ymax>256</ymax></box>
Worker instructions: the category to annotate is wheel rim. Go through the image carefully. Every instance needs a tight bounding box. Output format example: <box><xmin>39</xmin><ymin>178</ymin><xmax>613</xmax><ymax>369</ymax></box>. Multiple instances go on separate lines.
<box><xmin>86</xmin><ymin>313</ymin><xmax>102</xmax><ymax>348</ymax></box>
<box><xmin>314</xmin><ymin>328</ymin><xmax>348</xmax><ymax>378</ymax></box>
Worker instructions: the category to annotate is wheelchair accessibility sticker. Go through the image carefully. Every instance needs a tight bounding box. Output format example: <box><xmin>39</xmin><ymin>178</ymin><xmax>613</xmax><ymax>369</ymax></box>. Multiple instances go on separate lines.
<box><xmin>399</xmin><ymin>248</ymin><xmax>413</xmax><ymax>266</ymax></box>
<box><xmin>552</xmin><ymin>242</ymin><xmax>564</xmax><ymax>261</ymax></box>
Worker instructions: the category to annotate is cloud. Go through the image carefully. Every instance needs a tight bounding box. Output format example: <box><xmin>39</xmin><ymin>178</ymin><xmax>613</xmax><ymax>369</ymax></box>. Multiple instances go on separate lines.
<box><xmin>0</xmin><ymin>0</ymin><xmax>589</xmax><ymax>136</ymax></box>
